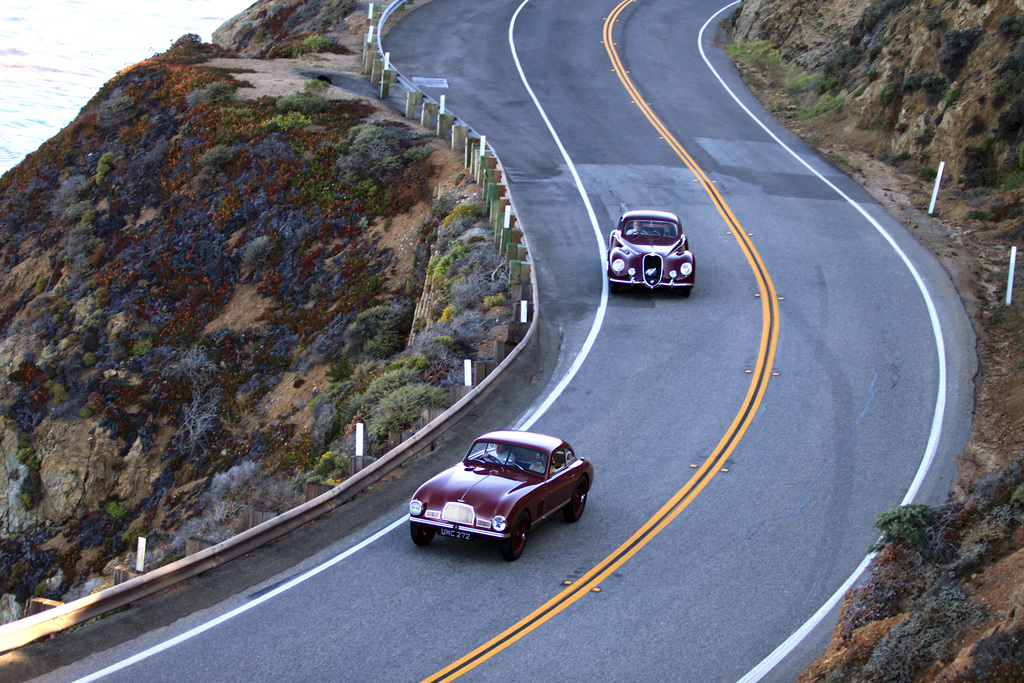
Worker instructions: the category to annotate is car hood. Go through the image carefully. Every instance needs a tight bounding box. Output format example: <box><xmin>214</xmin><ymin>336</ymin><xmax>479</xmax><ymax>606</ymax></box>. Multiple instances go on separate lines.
<box><xmin>419</xmin><ymin>465</ymin><xmax>533</xmax><ymax>510</ymax></box>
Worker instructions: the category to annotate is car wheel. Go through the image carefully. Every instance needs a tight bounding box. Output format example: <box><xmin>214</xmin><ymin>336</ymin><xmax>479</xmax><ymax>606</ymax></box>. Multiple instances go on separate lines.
<box><xmin>410</xmin><ymin>523</ymin><xmax>435</xmax><ymax>547</ymax></box>
<box><xmin>500</xmin><ymin>512</ymin><xmax>530</xmax><ymax>561</ymax></box>
<box><xmin>563</xmin><ymin>477</ymin><xmax>589</xmax><ymax>523</ymax></box>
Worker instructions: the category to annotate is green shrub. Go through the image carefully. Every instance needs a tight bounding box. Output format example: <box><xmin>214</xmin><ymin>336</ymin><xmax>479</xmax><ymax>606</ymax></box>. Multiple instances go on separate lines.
<box><xmin>327</xmin><ymin>353</ymin><xmax>353</xmax><ymax>382</ymax></box>
<box><xmin>48</xmin><ymin>382</ymin><xmax>67</xmax><ymax>407</ymax></box>
<box><xmin>83</xmin><ymin>352</ymin><xmax>97</xmax><ymax>367</ymax></box>
<box><xmin>305</xmin><ymin>79</ymin><xmax>329</xmax><ymax>95</ymax></box>
<box><xmin>78</xmin><ymin>407</ymin><xmax>94</xmax><ymax>419</ymax></box>
<box><xmin>921</xmin><ymin>167</ymin><xmax>938</xmax><ymax>181</ymax></box>
<box><xmin>302</xmin><ymin>35</ymin><xmax>333</xmax><ymax>53</ymax></box>
<box><xmin>276</xmin><ymin>92</ymin><xmax>328</xmax><ymax>115</ymax></box>
<box><xmin>874</xmin><ymin>503</ymin><xmax>935</xmax><ymax>551</ymax></box>
<box><xmin>16</xmin><ymin>447</ymin><xmax>40</xmax><ymax>470</ymax></box>
<box><xmin>197</xmin><ymin>81</ymin><xmax>236</xmax><ymax>104</ymax></box>
<box><xmin>364</xmin><ymin>383</ymin><xmax>448</xmax><ymax>443</ymax></box>
<box><xmin>106</xmin><ymin>501</ymin><xmax>128</xmax><ymax>520</ymax></box>
<box><xmin>260</xmin><ymin>111</ymin><xmax>313</xmax><ymax>132</ymax></box>
<box><xmin>796</xmin><ymin>93</ymin><xmax>844</xmax><ymax>119</ymax></box>
<box><xmin>345</xmin><ymin>305</ymin><xmax>405</xmax><ymax>359</ymax></box>
<box><xmin>1001</xmin><ymin>171</ymin><xmax>1024</xmax><ymax>191</ymax></box>
<box><xmin>131</xmin><ymin>337</ymin><xmax>153</xmax><ymax>356</ymax></box>
<box><xmin>121</xmin><ymin>525</ymin><xmax>145</xmax><ymax>546</ymax></box>
<box><xmin>483</xmin><ymin>294</ymin><xmax>506</xmax><ymax>307</ymax></box>
<box><xmin>945</xmin><ymin>85</ymin><xmax>962</xmax><ymax>107</ymax></box>
<box><xmin>94</xmin><ymin>152</ymin><xmax>117</xmax><ymax>185</ymax></box>
<box><xmin>19</xmin><ymin>493</ymin><xmax>33</xmax><ymax>510</ymax></box>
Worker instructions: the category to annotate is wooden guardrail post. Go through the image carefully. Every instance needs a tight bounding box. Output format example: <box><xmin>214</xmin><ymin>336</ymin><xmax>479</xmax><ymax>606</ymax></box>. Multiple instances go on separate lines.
<box><xmin>113</xmin><ymin>566</ymin><xmax>140</xmax><ymax>586</ymax></box>
<box><xmin>27</xmin><ymin>598</ymin><xmax>62</xmax><ymax>617</ymax></box>
<box><xmin>452</xmin><ymin>124</ymin><xmax>468</xmax><ymax>151</ymax></box>
<box><xmin>303</xmin><ymin>483</ymin><xmax>334</xmax><ymax>502</ymax></box>
<box><xmin>437</xmin><ymin>112</ymin><xmax>454</xmax><ymax>140</ymax></box>
<box><xmin>406</xmin><ymin>90</ymin><xmax>423</xmax><ymax>119</ymax></box>
<box><xmin>420</xmin><ymin>101</ymin><xmax>438</xmax><ymax>130</ymax></box>
<box><xmin>185</xmin><ymin>537</ymin><xmax>217</xmax><ymax>557</ymax></box>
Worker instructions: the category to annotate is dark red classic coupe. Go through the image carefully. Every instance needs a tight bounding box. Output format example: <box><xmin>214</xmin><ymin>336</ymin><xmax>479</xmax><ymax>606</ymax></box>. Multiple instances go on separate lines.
<box><xmin>408</xmin><ymin>430</ymin><xmax>593</xmax><ymax>561</ymax></box>
<box><xmin>607</xmin><ymin>209</ymin><xmax>695</xmax><ymax>295</ymax></box>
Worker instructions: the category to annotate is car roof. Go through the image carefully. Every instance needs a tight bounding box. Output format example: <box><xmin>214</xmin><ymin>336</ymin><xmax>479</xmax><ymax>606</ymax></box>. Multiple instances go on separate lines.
<box><xmin>472</xmin><ymin>430</ymin><xmax>566</xmax><ymax>454</ymax></box>
<box><xmin>620</xmin><ymin>209</ymin><xmax>680</xmax><ymax>223</ymax></box>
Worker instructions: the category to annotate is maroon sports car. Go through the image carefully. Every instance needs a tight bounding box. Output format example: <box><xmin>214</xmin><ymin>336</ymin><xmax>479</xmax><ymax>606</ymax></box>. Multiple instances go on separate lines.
<box><xmin>408</xmin><ymin>430</ymin><xmax>593</xmax><ymax>561</ymax></box>
<box><xmin>607</xmin><ymin>209</ymin><xmax>695</xmax><ymax>295</ymax></box>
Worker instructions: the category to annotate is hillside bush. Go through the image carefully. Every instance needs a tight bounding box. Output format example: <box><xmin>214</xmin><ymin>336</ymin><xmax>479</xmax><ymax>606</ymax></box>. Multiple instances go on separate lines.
<box><xmin>344</xmin><ymin>305</ymin><xmax>406</xmax><ymax>359</ymax></box>
<box><xmin>873</xmin><ymin>503</ymin><xmax>935</xmax><ymax>551</ymax></box>
<box><xmin>363</xmin><ymin>383</ymin><xmax>448</xmax><ymax>443</ymax></box>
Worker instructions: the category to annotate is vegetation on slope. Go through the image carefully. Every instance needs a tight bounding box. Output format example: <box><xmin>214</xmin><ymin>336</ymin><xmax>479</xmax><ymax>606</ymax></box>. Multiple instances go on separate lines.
<box><xmin>0</xmin><ymin>26</ymin><xmax>509</xmax><ymax>617</ymax></box>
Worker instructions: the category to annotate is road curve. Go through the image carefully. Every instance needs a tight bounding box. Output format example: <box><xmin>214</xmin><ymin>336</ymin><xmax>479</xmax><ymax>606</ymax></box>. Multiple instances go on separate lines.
<box><xmin>26</xmin><ymin>1</ymin><xmax>975</xmax><ymax>682</ymax></box>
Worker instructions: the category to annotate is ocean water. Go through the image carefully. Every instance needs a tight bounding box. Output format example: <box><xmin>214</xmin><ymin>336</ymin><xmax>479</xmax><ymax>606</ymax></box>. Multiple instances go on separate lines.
<box><xmin>0</xmin><ymin>0</ymin><xmax>253</xmax><ymax>175</ymax></box>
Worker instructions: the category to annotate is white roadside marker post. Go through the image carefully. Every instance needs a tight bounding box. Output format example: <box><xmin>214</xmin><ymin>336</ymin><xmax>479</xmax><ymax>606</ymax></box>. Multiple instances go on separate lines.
<box><xmin>928</xmin><ymin>161</ymin><xmax>945</xmax><ymax>215</ymax></box>
<box><xmin>136</xmin><ymin>536</ymin><xmax>146</xmax><ymax>573</ymax></box>
<box><xmin>1008</xmin><ymin>246</ymin><xmax>1017</xmax><ymax>307</ymax></box>
<box><xmin>354</xmin><ymin>422</ymin><xmax>364</xmax><ymax>473</ymax></box>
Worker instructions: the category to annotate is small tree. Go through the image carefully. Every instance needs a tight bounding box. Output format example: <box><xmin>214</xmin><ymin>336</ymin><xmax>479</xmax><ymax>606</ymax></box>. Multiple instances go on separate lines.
<box><xmin>874</xmin><ymin>503</ymin><xmax>935</xmax><ymax>551</ymax></box>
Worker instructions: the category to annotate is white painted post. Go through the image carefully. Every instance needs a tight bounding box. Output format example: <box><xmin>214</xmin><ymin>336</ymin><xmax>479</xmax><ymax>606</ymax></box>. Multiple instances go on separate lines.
<box><xmin>928</xmin><ymin>161</ymin><xmax>945</xmax><ymax>215</ymax></box>
<box><xmin>368</xmin><ymin>3</ymin><xmax>374</xmax><ymax>19</ymax></box>
<box><xmin>440</xmin><ymin>95</ymin><xmax>446</xmax><ymax>115</ymax></box>
<box><xmin>1008</xmin><ymin>246</ymin><xmax>1018</xmax><ymax>306</ymax></box>
<box><xmin>503</xmin><ymin>204</ymin><xmax>511</xmax><ymax>229</ymax></box>
<box><xmin>367</xmin><ymin>26</ymin><xmax>374</xmax><ymax>42</ymax></box>
<box><xmin>354</xmin><ymin>422</ymin><xmax>364</xmax><ymax>472</ymax></box>
<box><xmin>383</xmin><ymin>52</ymin><xmax>390</xmax><ymax>71</ymax></box>
<box><xmin>520</xmin><ymin>300</ymin><xmax>528</xmax><ymax>323</ymax></box>
<box><xmin>479</xmin><ymin>135</ymin><xmax>486</xmax><ymax>158</ymax></box>
<box><xmin>464</xmin><ymin>359</ymin><xmax>472</xmax><ymax>387</ymax></box>
<box><xmin>136</xmin><ymin>537</ymin><xmax>146</xmax><ymax>573</ymax></box>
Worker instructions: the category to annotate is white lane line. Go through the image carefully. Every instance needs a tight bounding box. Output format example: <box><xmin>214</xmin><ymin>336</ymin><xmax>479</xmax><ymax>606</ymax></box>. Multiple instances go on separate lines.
<box><xmin>72</xmin><ymin>0</ymin><xmax>608</xmax><ymax>678</ymax></box>
<box><xmin>72</xmin><ymin>516</ymin><xmax>408</xmax><ymax>682</ymax></box>
<box><xmin>693</xmin><ymin>3</ymin><xmax>949</xmax><ymax>681</ymax></box>
<box><xmin>509</xmin><ymin>0</ymin><xmax>609</xmax><ymax>432</ymax></box>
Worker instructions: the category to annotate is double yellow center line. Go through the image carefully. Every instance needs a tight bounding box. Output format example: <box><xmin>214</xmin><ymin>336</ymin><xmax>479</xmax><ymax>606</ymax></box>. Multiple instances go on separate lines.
<box><xmin>423</xmin><ymin>3</ymin><xmax>779</xmax><ymax>680</ymax></box>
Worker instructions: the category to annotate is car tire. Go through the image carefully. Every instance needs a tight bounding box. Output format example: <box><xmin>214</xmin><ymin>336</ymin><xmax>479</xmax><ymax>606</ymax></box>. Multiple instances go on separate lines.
<box><xmin>500</xmin><ymin>512</ymin><xmax>530</xmax><ymax>561</ymax></box>
<box><xmin>410</xmin><ymin>523</ymin><xmax>435</xmax><ymax>547</ymax></box>
<box><xmin>562</xmin><ymin>477</ymin><xmax>589</xmax><ymax>523</ymax></box>
<box><xmin>679</xmin><ymin>287</ymin><xmax>692</xmax><ymax>298</ymax></box>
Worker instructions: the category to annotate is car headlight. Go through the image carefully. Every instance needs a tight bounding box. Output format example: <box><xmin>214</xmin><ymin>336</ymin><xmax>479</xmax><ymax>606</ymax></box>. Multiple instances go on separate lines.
<box><xmin>679</xmin><ymin>262</ymin><xmax>692</xmax><ymax>277</ymax></box>
<box><xmin>627</xmin><ymin>267</ymin><xmax>636</xmax><ymax>277</ymax></box>
<box><xmin>409</xmin><ymin>499</ymin><xmax>423</xmax><ymax>516</ymax></box>
<box><xmin>611</xmin><ymin>258</ymin><xmax>626</xmax><ymax>273</ymax></box>
<box><xmin>492</xmin><ymin>515</ymin><xmax>507</xmax><ymax>532</ymax></box>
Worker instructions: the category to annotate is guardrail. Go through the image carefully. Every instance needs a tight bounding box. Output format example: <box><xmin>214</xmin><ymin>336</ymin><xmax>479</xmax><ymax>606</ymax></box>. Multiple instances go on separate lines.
<box><xmin>0</xmin><ymin>0</ymin><xmax>537</xmax><ymax>654</ymax></box>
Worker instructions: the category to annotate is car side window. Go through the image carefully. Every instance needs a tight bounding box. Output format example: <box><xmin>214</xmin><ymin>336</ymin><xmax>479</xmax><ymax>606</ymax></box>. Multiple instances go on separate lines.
<box><xmin>564</xmin><ymin>449</ymin><xmax>576</xmax><ymax>466</ymax></box>
<box><xmin>551</xmin><ymin>449</ymin><xmax>566</xmax><ymax>474</ymax></box>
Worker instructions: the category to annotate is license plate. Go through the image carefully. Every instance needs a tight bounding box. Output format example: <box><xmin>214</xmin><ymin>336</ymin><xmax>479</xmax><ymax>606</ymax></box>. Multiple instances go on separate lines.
<box><xmin>439</xmin><ymin>527</ymin><xmax>472</xmax><ymax>540</ymax></box>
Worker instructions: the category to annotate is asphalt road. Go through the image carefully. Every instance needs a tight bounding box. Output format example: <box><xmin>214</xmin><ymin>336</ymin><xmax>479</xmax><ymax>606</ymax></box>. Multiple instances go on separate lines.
<box><xmin>19</xmin><ymin>0</ymin><xmax>976</xmax><ymax>682</ymax></box>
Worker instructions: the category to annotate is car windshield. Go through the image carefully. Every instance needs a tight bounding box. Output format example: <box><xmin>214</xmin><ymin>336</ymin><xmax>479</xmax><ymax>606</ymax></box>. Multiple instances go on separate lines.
<box><xmin>465</xmin><ymin>441</ymin><xmax>547</xmax><ymax>475</ymax></box>
<box><xmin>623</xmin><ymin>220</ymin><xmax>677</xmax><ymax>238</ymax></box>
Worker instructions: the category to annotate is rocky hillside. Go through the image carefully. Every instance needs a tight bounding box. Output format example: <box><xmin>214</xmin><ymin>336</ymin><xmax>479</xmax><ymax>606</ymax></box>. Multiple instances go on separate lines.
<box><xmin>0</xmin><ymin>0</ymin><xmax>510</xmax><ymax>623</ymax></box>
<box><xmin>730</xmin><ymin>0</ymin><xmax>1024</xmax><ymax>680</ymax></box>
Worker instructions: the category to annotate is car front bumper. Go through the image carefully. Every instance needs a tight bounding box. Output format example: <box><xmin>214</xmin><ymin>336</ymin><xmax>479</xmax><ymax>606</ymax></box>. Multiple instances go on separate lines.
<box><xmin>410</xmin><ymin>517</ymin><xmax>508</xmax><ymax>540</ymax></box>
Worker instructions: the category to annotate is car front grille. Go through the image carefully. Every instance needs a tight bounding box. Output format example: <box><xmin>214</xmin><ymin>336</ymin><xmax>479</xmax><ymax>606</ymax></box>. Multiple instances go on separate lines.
<box><xmin>442</xmin><ymin>502</ymin><xmax>475</xmax><ymax>525</ymax></box>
